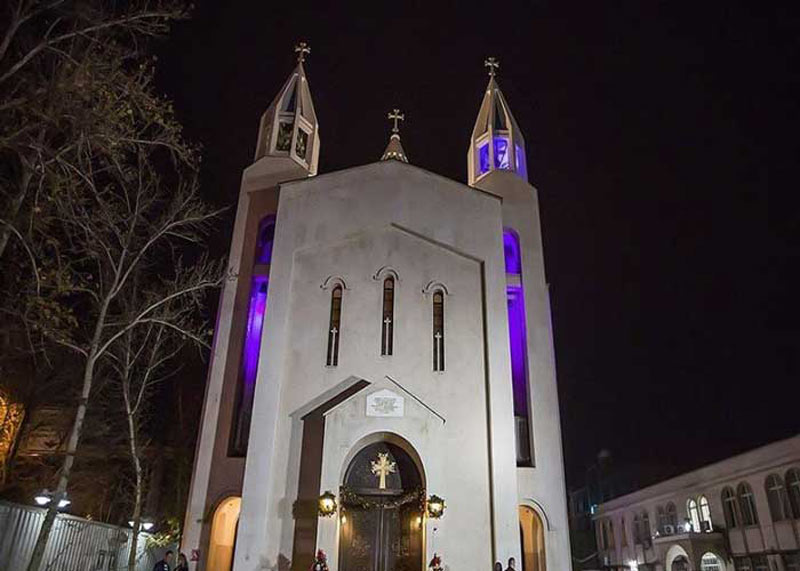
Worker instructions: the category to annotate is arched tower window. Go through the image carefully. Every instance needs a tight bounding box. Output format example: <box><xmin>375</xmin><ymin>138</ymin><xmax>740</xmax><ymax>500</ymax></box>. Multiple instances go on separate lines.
<box><xmin>432</xmin><ymin>291</ymin><xmax>444</xmax><ymax>371</ymax></box>
<box><xmin>766</xmin><ymin>474</ymin><xmax>791</xmax><ymax>521</ymax></box>
<box><xmin>721</xmin><ymin>487</ymin><xmax>740</xmax><ymax>528</ymax></box>
<box><xmin>699</xmin><ymin>495</ymin><xmax>713</xmax><ymax>531</ymax></box>
<box><xmin>326</xmin><ymin>285</ymin><xmax>343</xmax><ymax>366</ymax></box>
<box><xmin>381</xmin><ymin>277</ymin><xmax>395</xmax><ymax>356</ymax></box>
<box><xmin>230</xmin><ymin>215</ymin><xmax>275</xmax><ymax>456</ymax></box>
<box><xmin>687</xmin><ymin>499</ymin><xmax>700</xmax><ymax>532</ymax></box>
<box><xmin>504</xmin><ymin>228</ymin><xmax>532</xmax><ymax>467</ymax></box>
<box><xmin>738</xmin><ymin>482</ymin><xmax>759</xmax><ymax>526</ymax></box>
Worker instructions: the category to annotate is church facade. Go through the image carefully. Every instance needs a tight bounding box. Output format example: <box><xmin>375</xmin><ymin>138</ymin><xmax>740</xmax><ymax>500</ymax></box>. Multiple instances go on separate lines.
<box><xmin>182</xmin><ymin>46</ymin><xmax>572</xmax><ymax>571</ymax></box>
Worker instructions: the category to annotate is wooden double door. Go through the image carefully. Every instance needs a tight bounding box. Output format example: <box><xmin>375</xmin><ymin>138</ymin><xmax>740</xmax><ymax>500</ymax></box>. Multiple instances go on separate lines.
<box><xmin>338</xmin><ymin>442</ymin><xmax>424</xmax><ymax>571</ymax></box>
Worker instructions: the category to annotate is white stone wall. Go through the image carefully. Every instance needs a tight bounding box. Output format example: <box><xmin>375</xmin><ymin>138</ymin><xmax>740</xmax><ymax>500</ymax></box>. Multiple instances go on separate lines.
<box><xmin>234</xmin><ymin>161</ymin><xmax>521</xmax><ymax>571</ymax></box>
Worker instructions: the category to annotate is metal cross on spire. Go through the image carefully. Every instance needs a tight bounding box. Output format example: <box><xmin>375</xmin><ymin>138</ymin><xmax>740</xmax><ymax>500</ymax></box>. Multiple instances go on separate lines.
<box><xmin>484</xmin><ymin>56</ymin><xmax>500</xmax><ymax>78</ymax></box>
<box><xmin>295</xmin><ymin>41</ymin><xmax>311</xmax><ymax>63</ymax></box>
<box><xmin>388</xmin><ymin>108</ymin><xmax>405</xmax><ymax>135</ymax></box>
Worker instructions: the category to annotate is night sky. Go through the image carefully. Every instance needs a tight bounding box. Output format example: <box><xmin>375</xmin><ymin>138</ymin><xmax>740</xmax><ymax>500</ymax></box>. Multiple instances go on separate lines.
<box><xmin>156</xmin><ymin>2</ymin><xmax>800</xmax><ymax>487</ymax></box>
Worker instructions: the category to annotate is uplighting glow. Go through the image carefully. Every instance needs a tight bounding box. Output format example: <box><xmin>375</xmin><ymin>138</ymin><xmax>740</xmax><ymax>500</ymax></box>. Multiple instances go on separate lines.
<box><xmin>34</xmin><ymin>495</ymin><xmax>49</xmax><ymax>506</ymax></box>
<box><xmin>628</xmin><ymin>560</ymin><xmax>639</xmax><ymax>571</ymax></box>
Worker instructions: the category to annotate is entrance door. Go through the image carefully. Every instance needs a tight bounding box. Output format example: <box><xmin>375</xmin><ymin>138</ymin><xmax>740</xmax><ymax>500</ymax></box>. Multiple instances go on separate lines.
<box><xmin>339</xmin><ymin>442</ymin><xmax>423</xmax><ymax>571</ymax></box>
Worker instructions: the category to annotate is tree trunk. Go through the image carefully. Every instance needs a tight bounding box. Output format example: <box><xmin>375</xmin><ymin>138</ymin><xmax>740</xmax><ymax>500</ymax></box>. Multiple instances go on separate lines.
<box><xmin>26</xmin><ymin>294</ymin><xmax>112</xmax><ymax>571</ymax></box>
<box><xmin>126</xmin><ymin>389</ymin><xmax>144</xmax><ymax>571</ymax></box>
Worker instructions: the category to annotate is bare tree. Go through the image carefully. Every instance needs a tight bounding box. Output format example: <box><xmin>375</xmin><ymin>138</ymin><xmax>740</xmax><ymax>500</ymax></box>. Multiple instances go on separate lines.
<box><xmin>0</xmin><ymin>4</ymin><xmax>230</xmax><ymax>570</ymax></box>
<box><xmin>109</xmin><ymin>290</ymin><xmax>207</xmax><ymax>571</ymax></box>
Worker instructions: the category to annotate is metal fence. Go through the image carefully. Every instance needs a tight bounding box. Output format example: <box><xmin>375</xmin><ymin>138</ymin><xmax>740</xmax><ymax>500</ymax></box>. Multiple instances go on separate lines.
<box><xmin>0</xmin><ymin>500</ymin><xmax>174</xmax><ymax>571</ymax></box>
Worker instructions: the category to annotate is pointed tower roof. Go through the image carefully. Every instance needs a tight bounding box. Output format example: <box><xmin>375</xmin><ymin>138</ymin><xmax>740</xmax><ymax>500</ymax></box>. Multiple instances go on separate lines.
<box><xmin>253</xmin><ymin>42</ymin><xmax>320</xmax><ymax>175</ymax></box>
<box><xmin>381</xmin><ymin>108</ymin><xmax>409</xmax><ymax>163</ymax></box>
<box><xmin>467</xmin><ymin>57</ymin><xmax>528</xmax><ymax>185</ymax></box>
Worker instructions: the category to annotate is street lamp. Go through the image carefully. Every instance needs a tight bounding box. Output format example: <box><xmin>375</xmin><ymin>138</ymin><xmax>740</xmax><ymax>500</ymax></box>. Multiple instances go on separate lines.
<box><xmin>129</xmin><ymin>521</ymin><xmax>154</xmax><ymax>531</ymax></box>
<box><xmin>34</xmin><ymin>490</ymin><xmax>70</xmax><ymax>509</ymax></box>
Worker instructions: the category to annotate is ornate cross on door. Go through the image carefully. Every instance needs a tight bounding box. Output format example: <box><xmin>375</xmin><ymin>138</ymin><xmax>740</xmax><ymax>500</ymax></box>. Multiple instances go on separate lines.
<box><xmin>371</xmin><ymin>452</ymin><xmax>396</xmax><ymax>490</ymax></box>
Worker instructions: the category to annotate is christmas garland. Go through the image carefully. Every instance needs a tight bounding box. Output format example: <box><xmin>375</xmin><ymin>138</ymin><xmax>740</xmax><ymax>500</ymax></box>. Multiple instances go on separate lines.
<box><xmin>339</xmin><ymin>486</ymin><xmax>426</xmax><ymax>511</ymax></box>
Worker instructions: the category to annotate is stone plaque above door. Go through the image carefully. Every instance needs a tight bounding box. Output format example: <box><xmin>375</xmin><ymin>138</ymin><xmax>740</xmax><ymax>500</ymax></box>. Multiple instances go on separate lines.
<box><xmin>365</xmin><ymin>389</ymin><xmax>404</xmax><ymax>417</ymax></box>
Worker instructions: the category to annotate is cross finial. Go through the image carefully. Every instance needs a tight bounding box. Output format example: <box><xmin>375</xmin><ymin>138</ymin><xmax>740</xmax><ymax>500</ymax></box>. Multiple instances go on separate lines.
<box><xmin>388</xmin><ymin>108</ymin><xmax>405</xmax><ymax>135</ymax></box>
<box><xmin>295</xmin><ymin>42</ymin><xmax>311</xmax><ymax>63</ymax></box>
<box><xmin>485</xmin><ymin>57</ymin><xmax>500</xmax><ymax>78</ymax></box>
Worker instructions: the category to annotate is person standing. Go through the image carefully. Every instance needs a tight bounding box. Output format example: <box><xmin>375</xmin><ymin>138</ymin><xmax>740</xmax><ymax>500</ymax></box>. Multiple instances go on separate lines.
<box><xmin>153</xmin><ymin>550</ymin><xmax>174</xmax><ymax>571</ymax></box>
<box><xmin>174</xmin><ymin>553</ymin><xmax>189</xmax><ymax>571</ymax></box>
<box><xmin>505</xmin><ymin>557</ymin><xmax>516</xmax><ymax>571</ymax></box>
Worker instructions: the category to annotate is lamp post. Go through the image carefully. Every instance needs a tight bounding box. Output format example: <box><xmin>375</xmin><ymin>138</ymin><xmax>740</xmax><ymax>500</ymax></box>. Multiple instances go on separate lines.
<box><xmin>427</xmin><ymin>495</ymin><xmax>446</xmax><ymax>519</ymax></box>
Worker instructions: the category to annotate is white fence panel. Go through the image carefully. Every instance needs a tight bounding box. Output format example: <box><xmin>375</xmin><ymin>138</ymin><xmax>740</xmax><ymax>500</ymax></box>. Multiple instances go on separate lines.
<box><xmin>0</xmin><ymin>501</ymin><xmax>174</xmax><ymax>571</ymax></box>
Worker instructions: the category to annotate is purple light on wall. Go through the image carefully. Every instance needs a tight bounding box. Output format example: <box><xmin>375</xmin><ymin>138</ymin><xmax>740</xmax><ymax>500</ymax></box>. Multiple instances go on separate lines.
<box><xmin>478</xmin><ymin>142</ymin><xmax>490</xmax><ymax>174</ymax></box>
<box><xmin>494</xmin><ymin>136</ymin><xmax>510</xmax><ymax>169</ymax></box>
<box><xmin>503</xmin><ymin>229</ymin><xmax>522</xmax><ymax>275</ymax></box>
<box><xmin>242</xmin><ymin>277</ymin><xmax>268</xmax><ymax>393</ymax></box>
<box><xmin>507</xmin><ymin>285</ymin><xmax>529</xmax><ymax>420</ymax></box>
<box><xmin>515</xmin><ymin>144</ymin><xmax>527</xmax><ymax>180</ymax></box>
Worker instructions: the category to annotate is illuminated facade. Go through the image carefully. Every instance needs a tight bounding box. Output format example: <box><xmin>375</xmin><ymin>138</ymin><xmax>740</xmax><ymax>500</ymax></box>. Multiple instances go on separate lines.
<box><xmin>183</xmin><ymin>49</ymin><xmax>571</xmax><ymax>571</ymax></box>
<box><xmin>594</xmin><ymin>435</ymin><xmax>800</xmax><ymax>571</ymax></box>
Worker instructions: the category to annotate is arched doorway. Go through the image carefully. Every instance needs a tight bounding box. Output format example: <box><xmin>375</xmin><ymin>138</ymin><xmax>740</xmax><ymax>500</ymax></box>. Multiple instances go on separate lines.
<box><xmin>519</xmin><ymin>506</ymin><xmax>546</xmax><ymax>571</ymax></box>
<box><xmin>339</xmin><ymin>441</ymin><xmax>424</xmax><ymax>571</ymax></box>
<box><xmin>207</xmin><ymin>496</ymin><xmax>241</xmax><ymax>571</ymax></box>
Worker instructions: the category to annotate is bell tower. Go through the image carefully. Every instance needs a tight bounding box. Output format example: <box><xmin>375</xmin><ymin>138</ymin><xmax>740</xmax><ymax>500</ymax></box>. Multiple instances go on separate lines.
<box><xmin>253</xmin><ymin>41</ymin><xmax>320</xmax><ymax>175</ymax></box>
<box><xmin>467</xmin><ymin>57</ymin><xmax>527</xmax><ymax>186</ymax></box>
<box><xmin>181</xmin><ymin>43</ymin><xmax>320</xmax><ymax>570</ymax></box>
<box><xmin>467</xmin><ymin>58</ymin><xmax>574</xmax><ymax>569</ymax></box>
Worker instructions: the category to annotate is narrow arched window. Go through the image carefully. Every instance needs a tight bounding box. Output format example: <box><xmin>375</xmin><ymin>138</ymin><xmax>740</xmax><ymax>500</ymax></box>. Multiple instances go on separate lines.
<box><xmin>766</xmin><ymin>474</ymin><xmax>791</xmax><ymax>521</ymax></box>
<box><xmin>656</xmin><ymin>506</ymin><xmax>669</xmax><ymax>533</ymax></box>
<box><xmin>642</xmin><ymin>511</ymin><xmax>652</xmax><ymax>544</ymax></box>
<box><xmin>381</xmin><ymin>277</ymin><xmax>394</xmax><ymax>356</ymax></box>
<box><xmin>621</xmin><ymin>516</ymin><xmax>627</xmax><ymax>546</ymax></box>
<box><xmin>722</xmin><ymin>487</ymin><xmax>739</xmax><ymax>528</ymax></box>
<box><xmin>699</xmin><ymin>495</ymin><xmax>713</xmax><ymax>531</ymax></box>
<box><xmin>787</xmin><ymin>468</ymin><xmax>800</xmax><ymax>519</ymax></box>
<box><xmin>326</xmin><ymin>285</ymin><xmax>342</xmax><ymax>366</ymax></box>
<box><xmin>738</xmin><ymin>482</ymin><xmax>759</xmax><ymax>526</ymax></box>
<box><xmin>687</xmin><ymin>499</ymin><xmax>700</xmax><ymax>532</ymax></box>
<box><xmin>633</xmin><ymin>514</ymin><xmax>641</xmax><ymax>544</ymax></box>
<box><xmin>666</xmin><ymin>502</ymin><xmax>678</xmax><ymax>528</ymax></box>
<box><xmin>432</xmin><ymin>291</ymin><xmax>444</xmax><ymax>371</ymax></box>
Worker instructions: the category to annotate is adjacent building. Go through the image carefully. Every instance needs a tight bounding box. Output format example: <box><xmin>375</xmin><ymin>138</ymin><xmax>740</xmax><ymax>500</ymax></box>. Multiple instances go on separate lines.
<box><xmin>593</xmin><ymin>435</ymin><xmax>800</xmax><ymax>571</ymax></box>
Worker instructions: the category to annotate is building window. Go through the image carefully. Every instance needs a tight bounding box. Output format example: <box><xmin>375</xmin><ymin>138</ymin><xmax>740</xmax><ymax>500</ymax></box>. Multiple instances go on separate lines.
<box><xmin>621</xmin><ymin>516</ymin><xmax>627</xmax><ymax>546</ymax></box>
<box><xmin>326</xmin><ymin>285</ymin><xmax>343</xmax><ymax>366</ymax></box>
<box><xmin>600</xmin><ymin>519</ymin><xmax>609</xmax><ymax>550</ymax></box>
<box><xmin>276</xmin><ymin>119</ymin><xmax>293</xmax><ymax>151</ymax></box>
<box><xmin>766</xmin><ymin>474</ymin><xmax>792</xmax><ymax>521</ymax></box>
<box><xmin>433</xmin><ymin>291</ymin><xmax>444</xmax><ymax>371</ymax></box>
<box><xmin>787</xmin><ymin>468</ymin><xmax>800</xmax><ymax>519</ymax></box>
<box><xmin>738</xmin><ymin>482</ymin><xmax>759</xmax><ymax>526</ymax></box>
<box><xmin>477</xmin><ymin>141</ymin><xmax>490</xmax><ymax>175</ymax></box>
<box><xmin>666</xmin><ymin>502</ymin><xmax>678</xmax><ymax>529</ymax></box>
<box><xmin>688</xmin><ymin>499</ymin><xmax>701</xmax><ymax>532</ymax></box>
<box><xmin>642</xmin><ymin>511</ymin><xmax>652</xmax><ymax>544</ymax></box>
<box><xmin>734</xmin><ymin>557</ymin><xmax>753</xmax><ymax>571</ymax></box>
<box><xmin>699</xmin><ymin>495</ymin><xmax>713</xmax><ymax>531</ymax></box>
<box><xmin>380</xmin><ymin>277</ymin><xmax>395</xmax><ymax>356</ymax></box>
<box><xmin>608</xmin><ymin>519</ymin><xmax>615</xmax><ymax>547</ymax></box>
<box><xmin>633</xmin><ymin>514</ymin><xmax>642</xmax><ymax>544</ymax></box>
<box><xmin>783</xmin><ymin>552</ymin><xmax>800</xmax><ymax>571</ymax></box>
<box><xmin>494</xmin><ymin>136</ymin><xmax>511</xmax><ymax>169</ymax></box>
<box><xmin>722</xmin><ymin>487</ymin><xmax>740</xmax><ymax>528</ymax></box>
<box><xmin>701</xmin><ymin>554</ymin><xmax>722</xmax><ymax>571</ymax></box>
<box><xmin>750</xmin><ymin>555</ymin><xmax>769</xmax><ymax>571</ymax></box>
